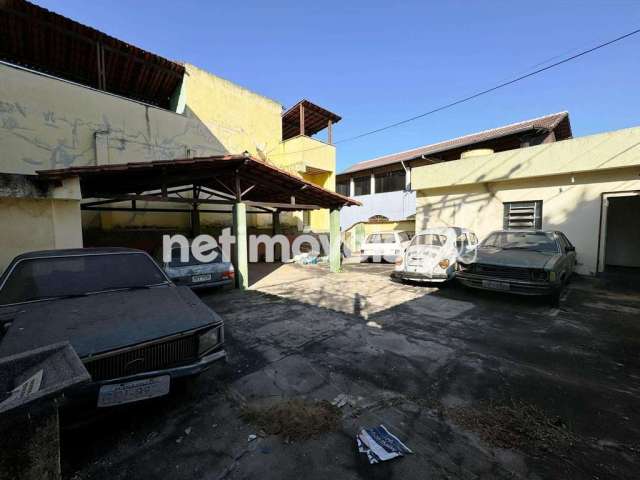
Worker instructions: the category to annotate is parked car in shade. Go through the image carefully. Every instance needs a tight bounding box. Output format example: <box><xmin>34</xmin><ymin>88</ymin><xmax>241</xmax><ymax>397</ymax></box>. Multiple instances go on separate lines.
<box><xmin>159</xmin><ymin>245</ymin><xmax>234</xmax><ymax>290</ymax></box>
<box><xmin>392</xmin><ymin>227</ymin><xmax>478</xmax><ymax>283</ymax></box>
<box><xmin>456</xmin><ymin>230</ymin><xmax>576</xmax><ymax>305</ymax></box>
<box><xmin>360</xmin><ymin>231</ymin><xmax>411</xmax><ymax>263</ymax></box>
<box><xmin>0</xmin><ymin>248</ymin><xmax>226</xmax><ymax>408</ymax></box>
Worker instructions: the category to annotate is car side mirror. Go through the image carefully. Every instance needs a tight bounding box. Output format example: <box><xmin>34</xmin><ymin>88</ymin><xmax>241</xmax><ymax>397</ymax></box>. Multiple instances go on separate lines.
<box><xmin>565</xmin><ymin>246</ymin><xmax>575</xmax><ymax>252</ymax></box>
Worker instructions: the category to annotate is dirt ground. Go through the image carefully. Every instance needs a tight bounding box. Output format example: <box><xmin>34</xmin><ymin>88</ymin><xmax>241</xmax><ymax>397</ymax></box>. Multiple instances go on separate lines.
<box><xmin>62</xmin><ymin>263</ymin><xmax>640</xmax><ymax>479</ymax></box>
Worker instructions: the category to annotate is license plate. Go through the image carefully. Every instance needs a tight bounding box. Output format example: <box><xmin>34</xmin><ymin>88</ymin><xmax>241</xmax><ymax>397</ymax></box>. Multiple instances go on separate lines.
<box><xmin>192</xmin><ymin>274</ymin><xmax>212</xmax><ymax>283</ymax></box>
<box><xmin>482</xmin><ymin>280</ymin><xmax>510</xmax><ymax>291</ymax></box>
<box><xmin>97</xmin><ymin>375</ymin><xmax>170</xmax><ymax>407</ymax></box>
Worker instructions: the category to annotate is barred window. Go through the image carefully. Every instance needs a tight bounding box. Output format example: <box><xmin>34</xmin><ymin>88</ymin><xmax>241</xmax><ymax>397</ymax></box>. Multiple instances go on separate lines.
<box><xmin>353</xmin><ymin>176</ymin><xmax>371</xmax><ymax>196</ymax></box>
<box><xmin>503</xmin><ymin>201</ymin><xmax>543</xmax><ymax>230</ymax></box>
<box><xmin>374</xmin><ymin>170</ymin><xmax>405</xmax><ymax>193</ymax></box>
<box><xmin>336</xmin><ymin>180</ymin><xmax>350</xmax><ymax>196</ymax></box>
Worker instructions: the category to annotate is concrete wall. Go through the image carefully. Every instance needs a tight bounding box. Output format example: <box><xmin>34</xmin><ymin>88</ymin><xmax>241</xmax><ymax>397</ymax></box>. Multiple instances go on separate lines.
<box><xmin>415</xmin><ymin>167</ymin><xmax>640</xmax><ymax>276</ymax></box>
<box><xmin>267</xmin><ymin>135</ymin><xmax>337</xmax><ymax>232</ymax></box>
<box><xmin>0</xmin><ymin>175</ymin><xmax>83</xmax><ymax>271</ymax></box>
<box><xmin>0</xmin><ymin>61</ymin><xmax>234</xmax><ymax>231</ymax></box>
<box><xmin>340</xmin><ymin>190</ymin><xmax>416</xmax><ymax>230</ymax></box>
<box><xmin>412</xmin><ymin>126</ymin><xmax>640</xmax><ymax>191</ymax></box>
<box><xmin>183</xmin><ymin>64</ymin><xmax>283</xmax><ymax>160</ymax></box>
<box><xmin>0</xmin><ymin>61</ymin><xmax>339</xmax><ymax>235</ymax></box>
<box><xmin>0</xmin><ymin>198</ymin><xmax>82</xmax><ymax>272</ymax></box>
<box><xmin>0</xmin><ymin>62</ymin><xmax>227</xmax><ymax>175</ymax></box>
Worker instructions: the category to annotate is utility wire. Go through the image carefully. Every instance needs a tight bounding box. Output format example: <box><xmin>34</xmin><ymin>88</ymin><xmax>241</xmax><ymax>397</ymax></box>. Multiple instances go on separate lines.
<box><xmin>268</xmin><ymin>27</ymin><xmax>640</xmax><ymax>158</ymax></box>
<box><xmin>338</xmin><ymin>27</ymin><xmax>640</xmax><ymax>144</ymax></box>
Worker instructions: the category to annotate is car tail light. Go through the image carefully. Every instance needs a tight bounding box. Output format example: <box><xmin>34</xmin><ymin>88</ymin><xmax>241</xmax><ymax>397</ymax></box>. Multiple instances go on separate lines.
<box><xmin>395</xmin><ymin>256</ymin><xmax>403</xmax><ymax>265</ymax></box>
<box><xmin>222</xmin><ymin>269</ymin><xmax>235</xmax><ymax>280</ymax></box>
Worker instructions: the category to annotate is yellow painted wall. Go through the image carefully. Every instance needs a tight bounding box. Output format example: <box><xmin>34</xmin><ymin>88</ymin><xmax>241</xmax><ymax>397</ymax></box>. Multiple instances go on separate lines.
<box><xmin>0</xmin><ymin>63</ymin><xmax>228</xmax><ymax>176</ymax></box>
<box><xmin>412</xmin><ymin>125</ymin><xmax>640</xmax><ymax>191</ymax></box>
<box><xmin>269</xmin><ymin>135</ymin><xmax>337</xmax><ymax>231</ymax></box>
<box><xmin>415</xmin><ymin>167</ymin><xmax>640</xmax><ymax>276</ymax></box>
<box><xmin>0</xmin><ymin>198</ymin><xmax>83</xmax><ymax>272</ymax></box>
<box><xmin>0</xmin><ymin>62</ymin><xmax>339</xmax><ymax>234</ymax></box>
<box><xmin>183</xmin><ymin>64</ymin><xmax>283</xmax><ymax>160</ymax></box>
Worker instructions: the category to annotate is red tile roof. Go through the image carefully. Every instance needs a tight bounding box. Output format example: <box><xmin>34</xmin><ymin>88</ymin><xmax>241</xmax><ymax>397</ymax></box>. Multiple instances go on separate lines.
<box><xmin>38</xmin><ymin>154</ymin><xmax>360</xmax><ymax>209</ymax></box>
<box><xmin>340</xmin><ymin>112</ymin><xmax>571</xmax><ymax>174</ymax></box>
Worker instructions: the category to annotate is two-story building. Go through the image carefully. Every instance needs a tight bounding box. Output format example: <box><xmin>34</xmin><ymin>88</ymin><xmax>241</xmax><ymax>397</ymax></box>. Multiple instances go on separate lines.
<box><xmin>336</xmin><ymin>112</ymin><xmax>572</xmax><ymax>232</ymax></box>
<box><xmin>0</xmin><ymin>0</ymin><xmax>345</xmax><ymax>270</ymax></box>
<box><xmin>411</xmin><ymin>125</ymin><xmax>640</xmax><ymax>277</ymax></box>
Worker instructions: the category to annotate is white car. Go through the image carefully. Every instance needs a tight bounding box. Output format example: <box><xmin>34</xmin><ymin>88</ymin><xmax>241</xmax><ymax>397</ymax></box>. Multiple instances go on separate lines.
<box><xmin>392</xmin><ymin>227</ymin><xmax>478</xmax><ymax>282</ymax></box>
<box><xmin>360</xmin><ymin>231</ymin><xmax>411</xmax><ymax>263</ymax></box>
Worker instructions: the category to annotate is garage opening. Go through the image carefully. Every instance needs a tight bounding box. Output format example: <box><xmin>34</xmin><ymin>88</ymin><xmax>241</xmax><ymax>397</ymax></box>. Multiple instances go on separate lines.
<box><xmin>37</xmin><ymin>155</ymin><xmax>360</xmax><ymax>288</ymax></box>
<box><xmin>603</xmin><ymin>194</ymin><xmax>640</xmax><ymax>273</ymax></box>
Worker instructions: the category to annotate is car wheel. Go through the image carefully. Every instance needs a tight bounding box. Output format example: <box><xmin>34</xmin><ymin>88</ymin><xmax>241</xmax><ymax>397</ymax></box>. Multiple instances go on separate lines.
<box><xmin>549</xmin><ymin>290</ymin><xmax>561</xmax><ymax>307</ymax></box>
<box><xmin>549</xmin><ymin>278</ymin><xmax>565</xmax><ymax>307</ymax></box>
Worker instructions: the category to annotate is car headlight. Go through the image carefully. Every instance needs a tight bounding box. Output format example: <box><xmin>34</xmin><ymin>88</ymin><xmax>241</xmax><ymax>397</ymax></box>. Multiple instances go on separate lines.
<box><xmin>438</xmin><ymin>259</ymin><xmax>450</xmax><ymax>270</ymax></box>
<box><xmin>530</xmin><ymin>270</ymin><xmax>549</xmax><ymax>281</ymax></box>
<box><xmin>198</xmin><ymin>327</ymin><xmax>222</xmax><ymax>355</ymax></box>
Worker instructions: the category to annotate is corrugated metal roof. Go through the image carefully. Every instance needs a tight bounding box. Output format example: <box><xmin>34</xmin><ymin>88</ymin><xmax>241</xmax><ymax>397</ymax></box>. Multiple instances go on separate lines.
<box><xmin>340</xmin><ymin>112</ymin><xmax>572</xmax><ymax>174</ymax></box>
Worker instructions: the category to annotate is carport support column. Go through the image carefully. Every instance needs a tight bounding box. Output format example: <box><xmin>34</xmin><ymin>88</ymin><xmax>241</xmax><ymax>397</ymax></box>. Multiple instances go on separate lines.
<box><xmin>272</xmin><ymin>210</ymin><xmax>281</xmax><ymax>261</ymax></box>
<box><xmin>233</xmin><ymin>202</ymin><xmax>249</xmax><ymax>289</ymax></box>
<box><xmin>329</xmin><ymin>207</ymin><xmax>341</xmax><ymax>273</ymax></box>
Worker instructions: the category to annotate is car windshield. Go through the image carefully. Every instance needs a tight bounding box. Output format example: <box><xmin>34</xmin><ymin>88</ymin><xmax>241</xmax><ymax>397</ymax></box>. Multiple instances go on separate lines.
<box><xmin>411</xmin><ymin>234</ymin><xmax>447</xmax><ymax>247</ymax></box>
<box><xmin>169</xmin><ymin>247</ymin><xmax>223</xmax><ymax>267</ymax></box>
<box><xmin>481</xmin><ymin>232</ymin><xmax>559</xmax><ymax>253</ymax></box>
<box><xmin>0</xmin><ymin>253</ymin><xmax>169</xmax><ymax>305</ymax></box>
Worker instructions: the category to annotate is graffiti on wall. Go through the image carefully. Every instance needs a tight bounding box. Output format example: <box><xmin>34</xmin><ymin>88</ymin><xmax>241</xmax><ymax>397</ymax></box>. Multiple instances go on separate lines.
<box><xmin>0</xmin><ymin>97</ymin><xmax>228</xmax><ymax>174</ymax></box>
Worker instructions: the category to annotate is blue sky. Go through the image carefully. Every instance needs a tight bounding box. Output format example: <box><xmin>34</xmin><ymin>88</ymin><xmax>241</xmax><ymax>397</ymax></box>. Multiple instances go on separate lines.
<box><xmin>37</xmin><ymin>0</ymin><xmax>640</xmax><ymax>172</ymax></box>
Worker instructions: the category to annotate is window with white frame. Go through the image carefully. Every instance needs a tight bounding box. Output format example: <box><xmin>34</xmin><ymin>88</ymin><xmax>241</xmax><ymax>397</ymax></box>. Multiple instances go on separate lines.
<box><xmin>503</xmin><ymin>201</ymin><xmax>543</xmax><ymax>230</ymax></box>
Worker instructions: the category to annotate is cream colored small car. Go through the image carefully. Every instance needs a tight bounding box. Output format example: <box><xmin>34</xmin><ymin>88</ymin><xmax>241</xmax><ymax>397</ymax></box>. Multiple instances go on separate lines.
<box><xmin>392</xmin><ymin>227</ymin><xmax>478</xmax><ymax>283</ymax></box>
<box><xmin>360</xmin><ymin>231</ymin><xmax>412</xmax><ymax>263</ymax></box>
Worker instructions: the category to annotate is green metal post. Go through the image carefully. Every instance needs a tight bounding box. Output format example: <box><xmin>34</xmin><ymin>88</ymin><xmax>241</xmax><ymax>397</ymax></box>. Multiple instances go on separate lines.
<box><xmin>329</xmin><ymin>207</ymin><xmax>341</xmax><ymax>273</ymax></box>
<box><xmin>272</xmin><ymin>210</ymin><xmax>281</xmax><ymax>261</ymax></box>
<box><xmin>233</xmin><ymin>202</ymin><xmax>249</xmax><ymax>289</ymax></box>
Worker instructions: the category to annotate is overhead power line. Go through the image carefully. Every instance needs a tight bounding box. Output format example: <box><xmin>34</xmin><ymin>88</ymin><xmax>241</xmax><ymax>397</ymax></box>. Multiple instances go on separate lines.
<box><xmin>268</xmin><ymin>27</ymin><xmax>640</xmax><ymax>158</ymax></box>
<box><xmin>337</xmin><ymin>28</ymin><xmax>640</xmax><ymax>144</ymax></box>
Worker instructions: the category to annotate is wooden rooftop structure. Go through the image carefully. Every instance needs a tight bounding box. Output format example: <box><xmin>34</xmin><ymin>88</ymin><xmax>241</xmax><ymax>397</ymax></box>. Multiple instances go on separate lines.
<box><xmin>38</xmin><ymin>154</ymin><xmax>360</xmax><ymax>211</ymax></box>
<box><xmin>282</xmin><ymin>100</ymin><xmax>342</xmax><ymax>142</ymax></box>
<box><xmin>0</xmin><ymin>0</ymin><xmax>184</xmax><ymax>109</ymax></box>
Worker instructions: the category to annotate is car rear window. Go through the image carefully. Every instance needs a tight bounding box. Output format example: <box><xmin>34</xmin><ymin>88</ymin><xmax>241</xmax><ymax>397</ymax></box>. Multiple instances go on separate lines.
<box><xmin>397</xmin><ymin>232</ymin><xmax>410</xmax><ymax>242</ymax></box>
<box><xmin>380</xmin><ymin>234</ymin><xmax>396</xmax><ymax>244</ymax></box>
<box><xmin>411</xmin><ymin>234</ymin><xmax>447</xmax><ymax>247</ymax></box>
<box><xmin>169</xmin><ymin>247</ymin><xmax>223</xmax><ymax>267</ymax></box>
<box><xmin>481</xmin><ymin>232</ymin><xmax>559</xmax><ymax>253</ymax></box>
<box><xmin>0</xmin><ymin>253</ymin><xmax>168</xmax><ymax>305</ymax></box>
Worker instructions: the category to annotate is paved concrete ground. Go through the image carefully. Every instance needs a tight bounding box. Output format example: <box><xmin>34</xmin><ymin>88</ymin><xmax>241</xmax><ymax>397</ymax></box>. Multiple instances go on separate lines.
<box><xmin>62</xmin><ymin>263</ymin><xmax>640</xmax><ymax>479</ymax></box>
